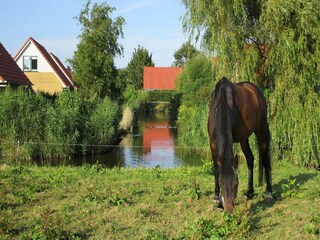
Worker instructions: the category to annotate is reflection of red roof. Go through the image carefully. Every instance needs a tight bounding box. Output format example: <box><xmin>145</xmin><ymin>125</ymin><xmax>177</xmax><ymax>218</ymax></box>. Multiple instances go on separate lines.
<box><xmin>14</xmin><ymin>37</ymin><xmax>74</xmax><ymax>89</ymax></box>
<box><xmin>0</xmin><ymin>42</ymin><xmax>32</xmax><ymax>86</ymax></box>
<box><xmin>144</xmin><ymin>67</ymin><xmax>183</xmax><ymax>90</ymax></box>
<box><xmin>143</xmin><ymin>123</ymin><xmax>173</xmax><ymax>153</ymax></box>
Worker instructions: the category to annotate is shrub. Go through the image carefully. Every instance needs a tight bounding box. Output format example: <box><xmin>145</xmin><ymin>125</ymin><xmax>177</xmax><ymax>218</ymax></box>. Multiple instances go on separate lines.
<box><xmin>0</xmin><ymin>88</ymin><xmax>121</xmax><ymax>163</ymax></box>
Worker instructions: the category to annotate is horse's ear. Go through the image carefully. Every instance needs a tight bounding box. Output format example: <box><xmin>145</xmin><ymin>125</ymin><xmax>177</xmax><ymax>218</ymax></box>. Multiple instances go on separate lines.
<box><xmin>232</xmin><ymin>155</ymin><xmax>239</xmax><ymax>168</ymax></box>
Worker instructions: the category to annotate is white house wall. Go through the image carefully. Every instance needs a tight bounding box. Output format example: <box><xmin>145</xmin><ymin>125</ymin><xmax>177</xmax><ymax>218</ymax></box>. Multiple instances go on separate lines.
<box><xmin>15</xmin><ymin>42</ymin><xmax>53</xmax><ymax>72</ymax></box>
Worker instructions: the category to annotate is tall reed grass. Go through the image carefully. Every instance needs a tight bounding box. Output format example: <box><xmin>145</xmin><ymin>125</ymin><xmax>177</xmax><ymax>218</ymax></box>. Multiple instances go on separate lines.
<box><xmin>0</xmin><ymin>88</ymin><xmax>120</xmax><ymax>164</ymax></box>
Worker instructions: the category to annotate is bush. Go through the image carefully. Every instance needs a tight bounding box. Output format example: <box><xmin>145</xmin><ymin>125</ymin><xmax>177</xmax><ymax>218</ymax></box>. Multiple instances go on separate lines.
<box><xmin>177</xmin><ymin>105</ymin><xmax>209</xmax><ymax>150</ymax></box>
<box><xmin>0</xmin><ymin>88</ymin><xmax>49</xmax><ymax>161</ymax></box>
<box><xmin>44</xmin><ymin>91</ymin><xmax>85</xmax><ymax>159</ymax></box>
<box><xmin>175</xmin><ymin>55</ymin><xmax>215</xmax><ymax>150</ymax></box>
<box><xmin>123</xmin><ymin>86</ymin><xmax>148</xmax><ymax>111</ymax></box>
<box><xmin>145</xmin><ymin>90</ymin><xmax>175</xmax><ymax>102</ymax></box>
<box><xmin>0</xmin><ymin>88</ymin><xmax>121</xmax><ymax>164</ymax></box>
<box><xmin>86</xmin><ymin>97</ymin><xmax>119</xmax><ymax>152</ymax></box>
<box><xmin>176</xmin><ymin>54</ymin><xmax>215</xmax><ymax>107</ymax></box>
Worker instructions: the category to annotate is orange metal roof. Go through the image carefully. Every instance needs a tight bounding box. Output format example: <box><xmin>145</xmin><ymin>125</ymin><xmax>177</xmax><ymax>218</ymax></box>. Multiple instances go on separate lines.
<box><xmin>0</xmin><ymin>42</ymin><xmax>32</xmax><ymax>86</ymax></box>
<box><xmin>143</xmin><ymin>67</ymin><xmax>183</xmax><ymax>90</ymax></box>
<box><xmin>14</xmin><ymin>37</ymin><xmax>74</xmax><ymax>89</ymax></box>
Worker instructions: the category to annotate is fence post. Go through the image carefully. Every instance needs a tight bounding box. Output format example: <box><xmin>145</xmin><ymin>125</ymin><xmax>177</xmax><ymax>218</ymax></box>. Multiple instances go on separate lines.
<box><xmin>15</xmin><ymin>139</ymin><xmax>20</xmax><ymax>162</ymax></box>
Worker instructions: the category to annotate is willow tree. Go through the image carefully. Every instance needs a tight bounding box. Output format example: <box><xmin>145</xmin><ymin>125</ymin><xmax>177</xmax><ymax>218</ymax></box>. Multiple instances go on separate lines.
<box><xmin>181</xmin><ymin>0</ymin><xmax>320</xmax><ymax>167</ymax></box>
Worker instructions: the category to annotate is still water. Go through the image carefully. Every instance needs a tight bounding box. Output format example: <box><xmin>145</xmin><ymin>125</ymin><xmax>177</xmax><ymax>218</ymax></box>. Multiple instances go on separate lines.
<box><xmin>73</xmin><ymin>112</ymin><xmax>203</xmax><ymax>168</ymax></box>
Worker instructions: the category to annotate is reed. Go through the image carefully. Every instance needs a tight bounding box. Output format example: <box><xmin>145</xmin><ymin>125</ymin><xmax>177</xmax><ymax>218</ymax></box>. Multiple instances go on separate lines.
<box><xmin>119</xmin><ymin>106</ymin><xmax>134</xmax><ymax>131</ymax></box>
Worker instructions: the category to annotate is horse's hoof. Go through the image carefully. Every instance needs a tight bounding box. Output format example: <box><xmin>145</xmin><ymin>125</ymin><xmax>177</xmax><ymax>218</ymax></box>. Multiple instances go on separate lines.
<box><xmin>213</xmin><ymin>195</ymin><xmax>220</xmax><ymax>204</ymax></box>
<box><xmin>264</xmin><ymin>192</ymin><xmax>273</xmax><ymax>199</ymax></box>
<box><xmin>245</xmin><ymin>191</ymin><xmax>254</xmax><ymax>199</ymax></box>
<box><xmin>217</xmin><ymin>205</ymin><xmax>224</xmax><ymax>211</ymax></box>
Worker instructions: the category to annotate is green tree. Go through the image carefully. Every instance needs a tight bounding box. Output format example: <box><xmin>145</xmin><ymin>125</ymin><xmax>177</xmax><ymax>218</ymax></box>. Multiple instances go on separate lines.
<box><xmin>176</xmin><ymin>55</ymin><xmax>214</xmax><ymax>149</ymax></box>
<box><xmin>172</xmin><ymin>41</ymin><xmax>200</xmax><ymax>67</ymax></box>
<box><xmin>176</xmin><ymin>54</ymin><xmax>214</xmax><ymax>107</ymax></box>
<box><xmin>69</xmin><ymin>0</ymin><xmax>125</xmax><ymax>100</ymax></box>
<box><xmin>181</xmin><ymin>0</ymin><xmax>320</xmax><ymax>167</ymax></box>
<box><xmin>126</xmin><ymin>45</ymin><xmax>154</xmax><ymax>90</ymax></box>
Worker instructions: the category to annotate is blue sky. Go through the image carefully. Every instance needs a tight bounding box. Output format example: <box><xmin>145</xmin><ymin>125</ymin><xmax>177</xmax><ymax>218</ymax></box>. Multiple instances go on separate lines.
<box><xmin>0</xmin><ymin>0</ymin><xmax>188</xmax><ymax>68</ymax></box>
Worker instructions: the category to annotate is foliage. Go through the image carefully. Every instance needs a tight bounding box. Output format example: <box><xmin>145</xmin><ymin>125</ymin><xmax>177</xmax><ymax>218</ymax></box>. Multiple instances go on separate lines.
<box><xmin>172</xmin><ymin>41</ymin><xmax>200</xmax><ymax>67</ymax></box>
<box><xmin>85</xmin><ymin>97</ymin><xmax>119</xmax><ymax>152</ymax></box>
<box><xmin>1</xmin><ymin>161</ymin><xmax>319</xmax><ymax>239</ymax></box>
<box><xmin>0</xmin><ymin>88</ymin><xmax>120</xmax><ymax>163</ymax></box>
<box><xmin>123</xmin><ymin>86</ymin><xmax>148</xmax><ymax>111</ymax></box>
<box><xmin>175</xmin><ymin>55</ymin><xmax>214</xmax><ymax>149</ymax></box>
<box><xmin>182</xmin><ymin>213</ymin><xmax>252</xmax><ymax>239</ymax></box>
<box><xmin>45</xmin><ymin>91</ymin><xmax>84</xmax><ymax>159</ymax></box>
<box><xmin>69</xmin><ymin>0</ymin><xmax>125</xmax><ymax>100</ymax></box>
<box><xmin>181</xmin><ymin>0</ymin><xmax>320</xmax><ymax>167</ymax></box>
<box><xmin>177</xmin><ymin>104</ymin><xmax>209</xmax><ymax>149</ymax></box>
<box><xmin>125</xmin><ymin>45</ymin><xmax>154</xmax><ymax>90</ymax></box>
<box><xmin>0</xmin><ymin>87</ymin><xmax>49</xmax><ymax>161</ymax></box>
<box><xmin>145</xmin><ymin>90</ymin><xmax>176</xmax><ymax>102</ymax></box>
<box><xmin>280</xmin><ymin>178</ymin><xmax>303</xmax><ymax>199</ymax></box>
<box><xmin>305</xmin><ymin>215</ymin><xmax>320</xmax><ymax>236</ymax></box>
<box><xmin>176</xmin><ymin>54</ymin><xmax>214</xmax><ymax>107</ymax></box>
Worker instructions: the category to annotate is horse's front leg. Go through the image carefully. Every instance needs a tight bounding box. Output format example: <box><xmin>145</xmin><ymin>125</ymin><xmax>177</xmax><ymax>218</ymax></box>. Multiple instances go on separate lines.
<box><xmin>213</xmin><ymin>160</ymin><xmax>221</xmax><ymax>204</ymax></box>
<box><xmin>241</xmin><ymin>139</ymin><xmax>254</xmax><ymax>199</ymax></box>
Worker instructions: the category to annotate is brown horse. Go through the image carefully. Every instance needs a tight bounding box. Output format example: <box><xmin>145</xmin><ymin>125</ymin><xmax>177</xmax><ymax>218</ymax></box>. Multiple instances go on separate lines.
<box><xmin>208</xmin><ymin>77</ymin><xmax>272</xmax><ymax>213</ymax></box>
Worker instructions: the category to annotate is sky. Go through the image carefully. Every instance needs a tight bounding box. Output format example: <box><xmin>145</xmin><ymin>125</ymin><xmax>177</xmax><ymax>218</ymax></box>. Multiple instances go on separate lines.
<box><xmin>0</xmin><ymin>0</ymin><xmax>189</xmax><ymax>69</ymax></box>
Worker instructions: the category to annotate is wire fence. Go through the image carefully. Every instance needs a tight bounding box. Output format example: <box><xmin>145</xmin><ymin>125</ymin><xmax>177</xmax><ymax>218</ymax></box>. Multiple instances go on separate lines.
<box><xmin>2</xmin><ymin>140</ymin><xmax>318</xmax><ymax>150</ymax></box>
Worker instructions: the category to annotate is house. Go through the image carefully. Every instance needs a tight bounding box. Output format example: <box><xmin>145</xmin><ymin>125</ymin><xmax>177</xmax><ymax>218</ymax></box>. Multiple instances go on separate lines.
<box><xmin>0</xmin><ymin>42</ymin><xmax>32</xmax><ymax>88</ymax></box>
<box><xmin>143</xmin><ymin>67</ymin><xmax>183</xmax><ymax>90</ymax></box>
<box><xmin>14</xmin><ymin>37</ymin><xmax>74</xmax><ymax>94</ymax></box>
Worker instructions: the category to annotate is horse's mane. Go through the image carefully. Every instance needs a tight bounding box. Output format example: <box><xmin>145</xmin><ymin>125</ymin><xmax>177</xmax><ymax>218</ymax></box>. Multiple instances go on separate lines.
<box><xmin>210</xmin><ymin>77</ymin><xmax>235</xmax><ymax>168</ymax></box>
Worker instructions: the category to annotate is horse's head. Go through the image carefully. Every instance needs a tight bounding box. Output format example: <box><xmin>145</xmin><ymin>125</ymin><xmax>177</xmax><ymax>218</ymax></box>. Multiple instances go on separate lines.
<box><xmin>219</xmin><ymin>155</ymin><xmax>239</xmax><ymax>214</ymax></box>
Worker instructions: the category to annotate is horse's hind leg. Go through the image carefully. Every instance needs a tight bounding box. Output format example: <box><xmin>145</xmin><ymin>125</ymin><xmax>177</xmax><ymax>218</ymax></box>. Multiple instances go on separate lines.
<box><xmin>210</xmin><ymin>143</ymin><xmax>221</xmax><ymax>203</ymax></box>
<box><xmin>256</xmin><ymin>129</ymin><xmax>273</xmax><ymax>197</ymax></box>
<box><xmin>213</xmin><ymin>158</ymin><xmax>221</xmax><ymax>202</ymax></box>
<box><xmin>240</xmin><ymin>139</ymin><xmax>255</xmax><ymax>199</ymax></box>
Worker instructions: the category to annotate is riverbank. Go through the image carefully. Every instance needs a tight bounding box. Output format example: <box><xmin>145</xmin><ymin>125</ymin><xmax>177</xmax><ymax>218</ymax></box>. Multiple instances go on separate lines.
<box><xmin>0</xmin><ymin>161</ymin><xmax>319</xmax><ymax>239</ymax></box>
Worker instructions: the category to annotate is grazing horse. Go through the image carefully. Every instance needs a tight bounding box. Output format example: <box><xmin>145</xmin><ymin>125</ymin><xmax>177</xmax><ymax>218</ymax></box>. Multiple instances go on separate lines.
<box><xmin>208</xmin><ymin>77</ymin><xmax>272</xmax><ymax>213</ymax></box>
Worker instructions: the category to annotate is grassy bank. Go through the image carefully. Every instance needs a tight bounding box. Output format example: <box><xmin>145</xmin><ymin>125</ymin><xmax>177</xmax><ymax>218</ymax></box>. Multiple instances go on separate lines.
<box><xmin>0</xmin><ymin>161</ymin><xmax>319</xmax><ymax>239</ymax></box>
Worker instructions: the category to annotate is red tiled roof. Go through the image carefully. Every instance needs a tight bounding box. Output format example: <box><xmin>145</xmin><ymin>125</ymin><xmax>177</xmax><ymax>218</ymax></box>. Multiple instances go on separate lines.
<box><xmin>0</xmin><ymin>42</ymin><xmax>32</xmax><ymax>86</ymax></box>
<box><xmin>14</xmin><ymin>37</ymin><xmax>74</xmax><ymax>89</ymax></box>
<box><xmin>144</xmin><ymin>67</ymin><xmax>183</xmax><ymax>90</ymax></box>
<box><xmin>50</xmin><ymin>53</ymin><xmax>74</xmax><ymax>87</ymax></box>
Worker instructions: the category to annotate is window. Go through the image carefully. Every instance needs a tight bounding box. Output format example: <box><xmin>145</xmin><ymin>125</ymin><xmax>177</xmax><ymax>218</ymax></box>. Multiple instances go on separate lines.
<box><xmin>23</xmin><ymin>56</ymin><xmax>38</xmax><ymax>71</ymax></box>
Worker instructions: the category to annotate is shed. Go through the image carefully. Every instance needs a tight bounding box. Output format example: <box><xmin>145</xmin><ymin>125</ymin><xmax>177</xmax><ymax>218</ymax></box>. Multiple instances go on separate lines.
<box><xmin>143</xmin><ymin>67</ymin><xmax>183</xmax><ymax>90</ymax></box>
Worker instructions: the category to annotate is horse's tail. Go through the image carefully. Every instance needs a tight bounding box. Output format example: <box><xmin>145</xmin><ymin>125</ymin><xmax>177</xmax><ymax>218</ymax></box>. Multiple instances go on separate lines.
<box><xmin>258</xmin><ymin>122</ymin><xmax>272</xmax><ymax>187</ymax></box>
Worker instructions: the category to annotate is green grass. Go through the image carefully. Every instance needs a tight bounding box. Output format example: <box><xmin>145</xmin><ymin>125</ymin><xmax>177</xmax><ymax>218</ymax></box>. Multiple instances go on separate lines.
<box><xmin>0</xmin><ymin>161</ymin><xmax>319</xmax><ymax>239</ymax></box>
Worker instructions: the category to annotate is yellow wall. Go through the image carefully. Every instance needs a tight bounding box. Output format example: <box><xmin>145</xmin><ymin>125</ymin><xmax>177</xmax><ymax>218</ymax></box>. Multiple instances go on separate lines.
<box><xmin>25</xmin><ymin>72</ymin><xmax>63</xmax><ymax>93</ymax></box>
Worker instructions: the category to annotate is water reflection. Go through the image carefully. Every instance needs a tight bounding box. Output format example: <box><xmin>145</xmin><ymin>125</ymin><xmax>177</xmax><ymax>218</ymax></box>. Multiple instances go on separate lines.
<box><xmin>72</xmin><ymin>111</ymin><xmax>202</xmax><ymax>168</ymax></box>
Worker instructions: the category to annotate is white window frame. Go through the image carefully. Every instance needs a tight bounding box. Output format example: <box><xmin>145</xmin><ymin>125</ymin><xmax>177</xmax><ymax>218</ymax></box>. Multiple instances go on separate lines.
<box><xmin>23</xmin><ymin>56</ymin><xmax>38</xmax><ymax>71</ymax></box>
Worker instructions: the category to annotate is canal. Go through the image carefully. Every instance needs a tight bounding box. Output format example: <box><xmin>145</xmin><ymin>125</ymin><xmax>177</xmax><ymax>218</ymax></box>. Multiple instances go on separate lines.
<box><xmin>73</xmin><ymin>111</ymin><xmax>204</xmax><ymax>168</ymax></box>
